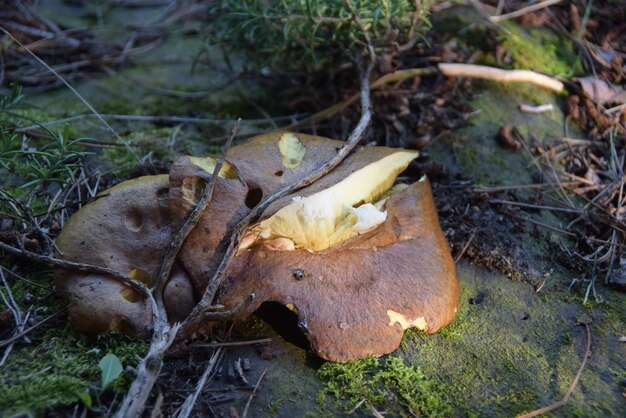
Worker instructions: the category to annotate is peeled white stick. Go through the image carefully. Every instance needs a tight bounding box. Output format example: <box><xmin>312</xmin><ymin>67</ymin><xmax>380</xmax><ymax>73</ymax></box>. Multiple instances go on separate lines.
<box><xmin>439</xmin><ymin>63</ymin><xmax>564</xmax><ymax>93</ymax></box>
<box><xmin>519</xmin><ymin>103</ymin><xmax>555</xmax><ymax>114</ymax></box>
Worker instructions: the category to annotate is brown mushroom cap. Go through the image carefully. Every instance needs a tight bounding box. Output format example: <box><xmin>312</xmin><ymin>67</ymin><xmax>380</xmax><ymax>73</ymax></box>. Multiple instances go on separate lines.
<box><xmin>55</xmin><ymin>132</ymin><xmax>460</xmax><ymax>363</ymax></box>
<box><xmin>218</xmin><ymin>177</ymin><xmax>459</xmax><ymax>362</ymax></box>
<box><xmin>54</xmin><ymin>175</ymin><xmax>194</xmax><ymax>335</ymax></box>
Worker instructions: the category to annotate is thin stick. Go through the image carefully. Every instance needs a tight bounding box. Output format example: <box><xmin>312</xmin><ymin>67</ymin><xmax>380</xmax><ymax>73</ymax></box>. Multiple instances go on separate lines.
<box><xmin>0</xmin><ymin>267</ymin><xmax>25</xmax><ymax>365</ymax></box>
<box><xmin>242</xmin><ymin>368</ymin><xmax>268</xmax><ymax>418</ymax></box>
<box><xmin>175</xmin><ymin>347</ymin><xmax>224</xmax><ymax>418</ymax></box>
<box><xmin>455</xmin><ymin>233</ymin><xmax>476</xmax><ymax>263</ymax></box>
<box><xmin>191</xmin><ymin>338</ymin><xmax>272</xmax><ymax>348</ymax></box>
<box><xmin>490</xmin><ymin>199</ymin><xmax>584</xmax><ymax>214</ymax></box>
<box><xmin>0</xmin><ymin>242</ymin><xmax>153</xmax><ymax>299</ymax></box>
<box><xmin>490</xmin><ymin>0</ymin><xmax>563</xmax><ymax>23</ymax></box>
<box><xmin>473</xmin><ymin>182</ymin><xmax>582</xmax><ymax>193</ymax></box>
<box><xmin>180</xmin><ymin>41</ymin><xmax>377</xmax><ymax>335</ymax></box>
<box><xmin>508</xmin><ymin>214</ymin><xmax>626</xmax><ymax>249</ymax></box>
<box><xmin>286</xmin><ymin>67</ymin><xmax>436</xmax><ymax>130</ymax></box>
<box><xmin>15</xmin><ymin>114</ymin><xmax>298</xmax><ymax>132</ymax></box>
<box><xmin>438</xmin><ymin>63</ymin><xmax>564</xmax><ymax>92</ymax></box>
<box><xmin>114</xmin><ymin>122</ymin><xmax>243</xmax><ymax>418</ymax></box>
<box><xmin>0</xmin><ymin>27</ymin><xmax>140</xmax><ymax>163</ymax></box>
<box><xmin>154</xmin><ymin>120</ymin><xmax>241</xmax><ymax>303</ymax></box>
<box><xmin>517</xmin><ymin>324</ymin><xmax>591</xmax><ymax>418</ymax></box>
<box><xmin>0</xmin><ymin>310</ymin><xmax>64</xmax><ymax>349</ymax></box>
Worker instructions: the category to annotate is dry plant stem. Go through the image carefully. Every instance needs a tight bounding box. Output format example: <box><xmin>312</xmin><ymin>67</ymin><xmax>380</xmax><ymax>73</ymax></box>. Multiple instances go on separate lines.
<box><xmin>0</xmin><ymin>267</ymin><xmax>24</xmax><ymax>365</ymax></box>
<box><xmin>242</xmin><ymin>367</ymin><xmax>268</xmax><ymax>418</ymax></box>
<box><xmin>0</xmin><ymin>27</ymin><xmax>140</xmax><ymax>162</ymax></box>
<box><xmin>153</xmin><ymin>119</ymin><xmax>241</xmax><ymax>303</ymax></box>
<box><xmin>286</xmin><ymin>67</ymin><xmax>436</xmax><ymax>130</ymax></box>
<box><xmin>517</xmin><ymin>324</ymin><xmax>591</xmax><ymax>418</ymax></box>
<box><xmin>114</xmin><ymin>122</ymin><xmax>242</xmax><ymax>418</ymax></box>
<box><xmin>0</xmin><ymin>190</ymin><xmax>51</xmax><ymax>253</ymax></box>
<box><xmin>438</xmin><ymin>63</ymin><xmax>564</xmax><ymax>92</ymax></box>
<box><xmin>114</xmin><ymin>322</ymin><xmax>180</xmax><ymax>418</ymax></box>
<box><xmin>0</xmin><ymin>242</ymin><xmax>154</xmax><ymax>304</ymax></box>
<box><xmin>175</xmin><ymin>347</ymin><xmax>224</xmax><ymax>418</ymax></box>
<box><xmin>454</xmin><ymin>232</ymin><xmax>475</xmax><ymax>263</ymax></box>
<box><xmin>179</xmin><ymin>44</ymin><xmax>377</xmax><ymax>335</ymax></box>
<box><xmin>16</xmin><ymin>114</ymin><xmax>296</xmax><ymax>132</ymax></box>
<box><xmin>191</xmin><ymin>337</ymin><xmax>272</xmax><ymax>348</ymax></box>
<box><xmin>489</xmin><ymin>0</ymin><xmax>563</xmax><ymax>23</ymax></box>
<box><xmin>474</xmin><ymin>182</ymin><xmax>583</xmax><ymax>193</ymax></box>
<box><xmin>0</xmin><ymin>309</ymin><xmax>64</xmax><ymax>349</ymax></box>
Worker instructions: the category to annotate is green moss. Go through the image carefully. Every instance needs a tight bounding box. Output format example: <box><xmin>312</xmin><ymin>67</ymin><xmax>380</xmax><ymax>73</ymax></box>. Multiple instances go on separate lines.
<box><xmin>0</xmin><ymin>328</ymin><xmax>148</xmax><ymax>416</ymax></box>
<box><xmin>318</xmin><ymin>356</ymin><xmax>452</xmax><ymax>416</ymax></box>
<box><xmin>500</xmin><ymin>25</ymin><xmax>581</xmax><ymax>77</ymax></box>
<box><xmin>0</xmin><ymin>272</ymin><xmax>61</xmax><ymax>314</ymax></box>
<box><xmin>397</xmin><ymin>264</ymin><xmax>626</xmax><ymax>416</ymax></box>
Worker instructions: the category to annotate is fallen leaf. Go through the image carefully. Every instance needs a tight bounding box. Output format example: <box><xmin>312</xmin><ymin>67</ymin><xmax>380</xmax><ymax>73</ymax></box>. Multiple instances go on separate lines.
<box><xmin>99</xmin><ymin>353</ymin><xmax>123</xmax><ymax>390</ymax></box>
<box><xmin>577</xmin><ymin>76</ymin><xmax>626</xmax><ymax>105</ymax></box>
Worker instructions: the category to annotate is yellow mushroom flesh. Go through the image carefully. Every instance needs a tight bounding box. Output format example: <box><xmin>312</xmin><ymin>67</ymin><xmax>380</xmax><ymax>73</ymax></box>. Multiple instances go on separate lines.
<box><xmin>240</xmin><ymin>151</ymin><xmax>418</xmax><ymax>252</ymax></box>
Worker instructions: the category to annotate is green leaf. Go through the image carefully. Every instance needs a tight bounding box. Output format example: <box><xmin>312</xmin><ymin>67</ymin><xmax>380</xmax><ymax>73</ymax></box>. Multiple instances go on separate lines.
<box><xmin>78</xmin><ymin>391</ymin><xmax>92</xmax><ymax>408</ymax></box>
<box><xmin>98</xmin><ymin>353</ymin><xmax>123</xmax><ymax>390</ymax></box>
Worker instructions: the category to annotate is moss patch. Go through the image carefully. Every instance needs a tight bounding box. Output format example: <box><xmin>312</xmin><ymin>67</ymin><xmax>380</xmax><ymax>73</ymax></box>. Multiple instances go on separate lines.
<box><xmin>318</xmin><ymin>356</ymin><xmax>452</xmax><ymax>416</ymax></box>
<box><xmin>0</xmin><ymin>328</ymin><xmax>148</xmax><ymax>416</ymax></box>
<box><xmin>397</xmin><ymin>263</ymin><xmax>625</xmax><ymax>416</ymax></box>
<box><xmin>500</xmin><ymin>25</ymin><xmax>582</xmax><ymax>77</ymax></box>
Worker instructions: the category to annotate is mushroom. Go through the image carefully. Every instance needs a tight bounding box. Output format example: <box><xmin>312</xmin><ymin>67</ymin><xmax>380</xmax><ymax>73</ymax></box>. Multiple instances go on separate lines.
<box><xmin>55</xmin><ymin>132</ymin><xmax>460</xmax><ymax>362</ymax></box>
<box><xmin>54</xmin><ymin>176</ymin><xmax>180</xmax><ymax>335</ymax></box>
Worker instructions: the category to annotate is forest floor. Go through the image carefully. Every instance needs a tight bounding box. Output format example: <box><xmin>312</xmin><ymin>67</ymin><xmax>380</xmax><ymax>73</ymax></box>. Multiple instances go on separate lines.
<box><xmin>0</xmin><ymin>1</ymin><xmax>625</xmax><ymax>417</ymax></box>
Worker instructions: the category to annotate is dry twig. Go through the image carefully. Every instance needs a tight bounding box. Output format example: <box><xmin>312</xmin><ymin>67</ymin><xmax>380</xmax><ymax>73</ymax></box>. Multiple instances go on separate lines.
<box><xmin>438</xmin><ymin>63</ymin><xmax>564</xmax><ymax>92</ymax></box>
<box><xmin>489</xmin><ymin>0</ymin><xmax>563</xmax><ymax>23</ymax></box>
<box><xmin>113</xmin><ymin>120</ymin><xmax>242</xmax><ymax>418</ymax></box>
<box><xmin>179</xmin><ymin>40</ymin><xmax>377</xmax><ymax>335</ymax></box>
<box><xmin>242</xmin><ymin>368</ymin><xmax>268</xmax><ymax>418</ymax></box>
<box><xmin>517</xmin><ymin>324</ymin><xmax>591</xmax><ymax>418</ymax></box>
<box><xmin>175</xmin><ymin>347</ymin><xmax>224</xmax><ymax>418</ymax></box>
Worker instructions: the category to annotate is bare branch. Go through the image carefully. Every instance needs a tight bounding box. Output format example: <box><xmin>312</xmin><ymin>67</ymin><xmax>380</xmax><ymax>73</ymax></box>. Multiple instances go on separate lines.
<box><xmin>242</xmin><ymin>367</ymin><xmax>268</xmax><ymax>418</ymax></box>
<box><xmin>113</xmin><ymin>120</ymin><xmax>242</xmax><ymax>418</ymax></box>
<box><xmin>154</xmin><ymin>119</ymin><xmax>241</xmax><ymax>303</ymax></box>
<box><xmin>180</xmin><ymin>39</ymin><xmax>377</xmax><ymax>335</ymax></box>
<box><xmin>438</xmin><ymin>63</ymin><xmax>564</xmax><ymax>92</ymax></box>
<box><xmin>517</xmin><ymin>324</ymin><xmax>591</xmax><ymax>418</ymax></box>
<box><xmin>489</xmin><ymin>0</ymin><xmax>563</xmax><ymax>23</ymax></box>
<box><xmin>175</xmin><ymin>347</ymin><xmax>224</xmax><ymax>418</ymax></box>
<box><xmin>0</xmin><ymin>241</ymin><xmax>152</xmax><ymax>299</ymax></box>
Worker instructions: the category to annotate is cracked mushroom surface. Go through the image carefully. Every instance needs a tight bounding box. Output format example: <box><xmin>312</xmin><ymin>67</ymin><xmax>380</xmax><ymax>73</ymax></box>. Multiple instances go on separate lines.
<box><xmin>54</xmin><ymin>131</ymin><xmax>460</xmax><ymax>362</ymax></box>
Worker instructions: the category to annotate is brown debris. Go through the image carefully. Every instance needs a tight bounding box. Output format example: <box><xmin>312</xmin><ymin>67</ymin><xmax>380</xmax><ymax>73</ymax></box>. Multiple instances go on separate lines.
<box><xmin>496</xmin><ymin>125</ymin><xmax>522</xmax><ymax>151</ymax></box>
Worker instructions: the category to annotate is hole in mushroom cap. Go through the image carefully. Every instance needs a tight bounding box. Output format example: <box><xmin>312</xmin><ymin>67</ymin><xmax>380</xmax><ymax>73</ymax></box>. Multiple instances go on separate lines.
<box><xmin>255</xmin><ymin>301</ymin><xmax>310</xmax><ymax>350</ymax></box>
<box><xmin>274</xmin><ymin>170</ymin><xmax>284</xmax><ymax>177</ymax></box>
<box><xmin>108</xmin><ymin>315</ymin><xmax>136</xmax><ymax>334</ymax></box>
<box><xmin>245</xmin><ymin>187</ymin><xmax>263</xmax><ymax>209</ymax></box>
<box><xmin>128</xmin><ymin>268</ymin><xmax>153</xmax><ymax>286</ymax></box>
<box><xmin>181</xmin><ymin>177</ymin><xmax>202</xmax><ymax>204</ymax></box>
<box><xmin>124</xmin><ymin>207</ymin><xmax>144</xmax><ymax>232</ymax></box>
<box><xmin>120</xmin><ymin>287</ymin><xmax>142</xmax><ymax>303</ymax></box>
